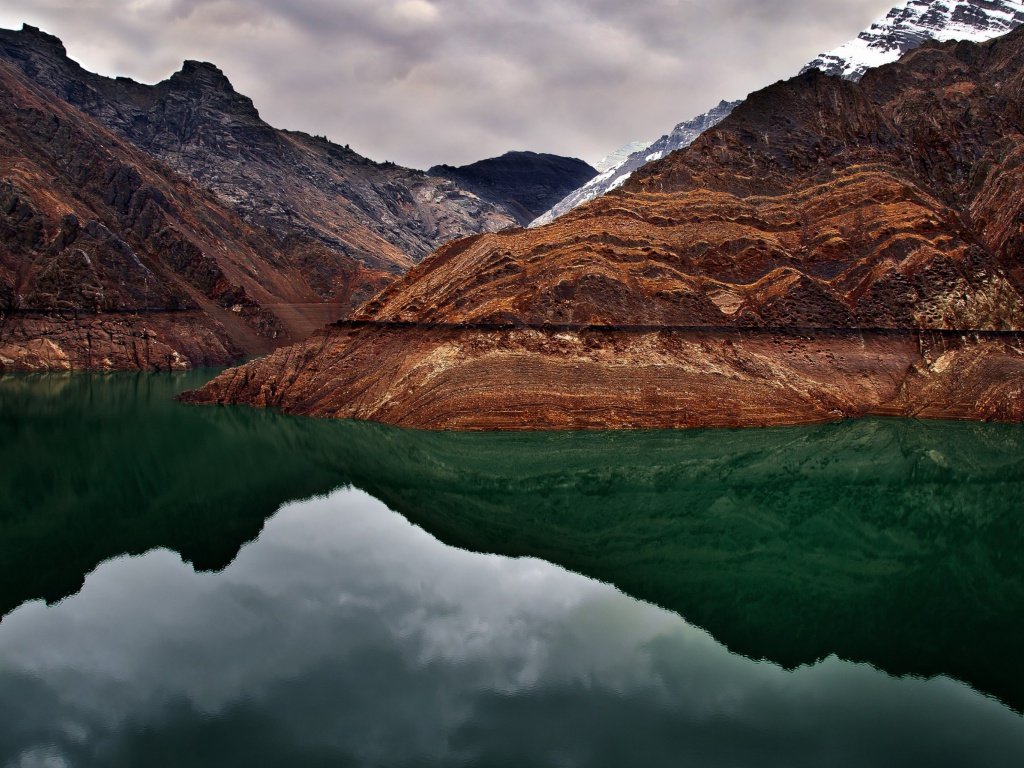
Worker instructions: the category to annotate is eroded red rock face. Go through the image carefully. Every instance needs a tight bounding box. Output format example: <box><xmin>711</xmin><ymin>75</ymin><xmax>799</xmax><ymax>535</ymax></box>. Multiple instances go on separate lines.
<box><xmin>0</xmin><ymin>58</ymin><xmax>390</xmax><ymax>371</ymax></box>
<box><xmin>186</xmin><ymin>30</ymin><xmax>1024</xmax><ymax>429</ymax></box>
<box><xmin>180</xmin><ymin>325</ymin><xmax>1024</xmax><ymax>429</ymax></box>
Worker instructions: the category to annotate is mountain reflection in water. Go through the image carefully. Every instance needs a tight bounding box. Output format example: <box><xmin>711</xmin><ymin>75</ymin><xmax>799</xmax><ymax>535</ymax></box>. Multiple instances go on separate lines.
<box><xmin>2</xmin><ymin>488</ymin><xmax>1023</xmax><ymax>767</ymax></box>
<box><xmin>1</xmin><ymin>371</ymin><xmax>1024</xmax><ymax>764</ymax></box>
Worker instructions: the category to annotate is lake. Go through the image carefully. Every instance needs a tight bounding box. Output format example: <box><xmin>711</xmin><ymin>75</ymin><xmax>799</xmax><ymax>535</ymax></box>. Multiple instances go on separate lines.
<box><xmin>1</xmin><ymin>371</ymin><xmax>1023</xmax><ymax>766</ymax></box>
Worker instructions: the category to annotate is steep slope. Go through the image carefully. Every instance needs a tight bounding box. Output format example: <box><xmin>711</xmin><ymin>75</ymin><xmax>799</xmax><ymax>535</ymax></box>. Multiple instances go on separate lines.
<box><xmin>184</xmin><ymin>28</ymin><xmax>1024</xmax><ymax>429</ymax></box>
<box><xmin>803</xmin><ymin>0</ymin><xmax>1024</xmax><ymax>80</ymax></box>
<box><xmin>0</xmin><ymin>57</ymin><xmax>390</xmax><ymax>372</ymax></box>
<box><xmin>531</xmin><ymin>101</ymin><xmax>739</xmax><ymax>227</ymax></box>
<box><xmin>537</xmin><ymin>0</ymin><xmax>1024</xmax><ymax>227</ymax></box>
<box><xmin>594</xmin><ymin>141</ymin><xmax>653</xmax><ymax>173</ymax></box>
<box><xmin>0</xmin><ymin>25</ymin><xmax>518</xmax><ymax>274</ymax></box>
<box><xmin>427</xmin><ymin>151</ymin><xmax>598</xmax><ymax>226</ymax></box>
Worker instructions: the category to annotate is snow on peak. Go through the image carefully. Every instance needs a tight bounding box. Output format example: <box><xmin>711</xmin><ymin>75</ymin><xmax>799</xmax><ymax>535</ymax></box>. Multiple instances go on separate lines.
<box><xmin>594</xmin><ymin>141</ymin><xmax>653</xmax><ymax>172</ymax></box>
<box><xmin>802</xmin><ymin>0</ymin><xmax>1024</xmax><ymax>81</ymax></box>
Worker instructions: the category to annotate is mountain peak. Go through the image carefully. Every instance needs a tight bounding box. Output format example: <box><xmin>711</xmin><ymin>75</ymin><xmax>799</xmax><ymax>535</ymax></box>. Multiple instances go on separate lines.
<box><xmin>802</xmin><ymin>0</ymin><xmax>1024</xmax><ymax>80</ymax></box>
<box><xmin>171</xmin><ymin>59</ymin><xmax>236</xmax><ymax>92</ymax></box>
<box><xmin>427</xmin><ymin>151</ymin><xmax>598</xmax><ymax>226</ymax></box>
<box><xmin>19</xmin><ymin>24</ymin><xmax>66</xmax><ymax>55</ymax></box>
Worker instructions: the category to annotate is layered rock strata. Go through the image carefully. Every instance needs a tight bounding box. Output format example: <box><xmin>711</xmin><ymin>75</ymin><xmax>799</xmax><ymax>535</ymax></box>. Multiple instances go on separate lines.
<box><xmin>185</xmin><ymin>29</ymin><xmax>1024</xmax><ymax>428</ymax></box>
<box><xmin>539</xmin><ymin>0</ymin><xmax>1024</xmax><ymax>227</ymax></box>
<box><xmin>181</xmin><ymin>326</ymin><xmax>1024</xmax><ymax>429</ymax></box>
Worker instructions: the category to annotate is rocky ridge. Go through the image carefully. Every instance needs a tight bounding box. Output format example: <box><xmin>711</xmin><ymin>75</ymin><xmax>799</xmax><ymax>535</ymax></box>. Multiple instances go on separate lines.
<box><xmin>184</xmin><ymin>27</ymin><xmax>1024</xmax><ymax>429</ymax></box>
<box><xmin>0</xmin><ymin>25</ymin><xmax>520</xmax><ymax>274</ymax></box>
<box><xmin>803</xmin><ymin>0</ymin><xmax>1024</xmax><ymax>80</ymax></box>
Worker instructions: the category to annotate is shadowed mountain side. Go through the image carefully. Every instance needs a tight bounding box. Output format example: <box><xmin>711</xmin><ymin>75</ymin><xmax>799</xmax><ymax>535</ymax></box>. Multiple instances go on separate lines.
<box><xmin>429</xmin><ymin>151</ymin><xmax>599</xmax><ymax>226</ymax></box>
<box><xmin>6</xmin><ymin>373</ymin><xmax>1024</xmax><ymax>711</ymax></box>
<box><xmin>0</xmin><ymin>57</ymin><xmax>392</xmax><ymax>371</ymax></box>
<box><xmin>185</xmin><ymin>27</ymin><xmax>1024</xmax><ymax>428</ymax></box>
<box><xmin>0</xmin><ymin>25</ymin><xmax>520</xmax><ymax>273</ymax></box>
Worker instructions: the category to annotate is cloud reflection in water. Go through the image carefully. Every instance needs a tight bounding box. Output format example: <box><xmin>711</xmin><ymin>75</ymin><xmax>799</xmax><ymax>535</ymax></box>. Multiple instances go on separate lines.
<box><xmin>1</xmin><ymin>487</ymin><xmax>1022</xmax><ymax>768</ymax></box>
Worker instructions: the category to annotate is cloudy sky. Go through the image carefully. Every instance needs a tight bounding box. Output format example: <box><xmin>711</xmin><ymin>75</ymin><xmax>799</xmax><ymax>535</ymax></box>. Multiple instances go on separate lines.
<box><xmin>0</xmin><ymin>0</ymin><xmax>895</xmax><ymax>169</ymax></box>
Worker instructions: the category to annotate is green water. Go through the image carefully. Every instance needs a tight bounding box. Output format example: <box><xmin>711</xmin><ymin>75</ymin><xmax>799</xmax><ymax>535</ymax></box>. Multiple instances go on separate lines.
<box><xmin>2</xmin><ymin>371</ymin><xmax>1024</xmax><ymax>765</ymax></box>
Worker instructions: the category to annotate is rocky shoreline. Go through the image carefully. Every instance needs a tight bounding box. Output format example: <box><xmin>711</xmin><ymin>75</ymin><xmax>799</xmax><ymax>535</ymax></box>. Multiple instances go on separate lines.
<box><xmin>179</xmin><ymin>324</ymin><xmax>1024</xmax><ymax>430</ymax></box>
<box><xmin>0</xmin><ymin>310</ymin><xmax>241</xmax><ymax>372</ymax></box>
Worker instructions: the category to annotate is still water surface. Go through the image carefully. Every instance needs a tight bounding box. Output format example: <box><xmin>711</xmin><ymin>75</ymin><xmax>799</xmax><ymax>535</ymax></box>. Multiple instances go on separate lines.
<box><xmin>1</xmin><ymin>371</ymin><xmax>1023</xmax><ymax>766</ymax></box>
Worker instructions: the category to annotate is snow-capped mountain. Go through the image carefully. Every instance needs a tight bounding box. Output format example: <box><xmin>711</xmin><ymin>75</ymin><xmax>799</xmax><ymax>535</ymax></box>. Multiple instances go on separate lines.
<box><xmin>802</xmin><ymin>0</ymin><xmax>1024</xmax><ymax>81</ymax></box>
<box><xmin>530</xmin><ymin>100</ymin><xmax>739</xmax><ymax>227</ymax></box>
<box><xmin>533</xmin><ymin>0</ymin><xmax>1024</xmax><ymax>228</ymax></box>
<box><xmin>593</xmin><ymin>141</ymin><xmax>652</xmax><ymax>172</ymax></box>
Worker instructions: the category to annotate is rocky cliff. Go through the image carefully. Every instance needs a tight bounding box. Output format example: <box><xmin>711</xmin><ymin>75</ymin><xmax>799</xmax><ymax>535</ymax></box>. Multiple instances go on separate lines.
<box><xmin>428</xmin><ymin>151</ymin><xmax>598</xmax><ymax>226</ymax></box>
<box><xmin>184</xmin><ymin>27</ymin><xmax>1024</xmax><ymax>429</ymax></box>
<box><xmin>0</xmin><ymin>25</ymin><xmax>520</xmax><ymax>274</ymax></box>
<box><xmin>0</xmin><ymin>57</ymin><xmax>390</xmax><ymax>372</ymax></box>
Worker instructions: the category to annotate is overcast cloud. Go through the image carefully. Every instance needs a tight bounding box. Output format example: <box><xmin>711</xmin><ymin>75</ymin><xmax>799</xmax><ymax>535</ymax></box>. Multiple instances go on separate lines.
<box><xmin>0</xmin><ymin>0</ymin><xmax>893</xmax><ymax>168</ymax></box>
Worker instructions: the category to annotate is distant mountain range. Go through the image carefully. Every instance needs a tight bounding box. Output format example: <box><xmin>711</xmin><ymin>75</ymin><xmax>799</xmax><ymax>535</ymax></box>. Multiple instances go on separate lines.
<box><xmin>532</xmin><ymin>0</ymin><xmax>1024</xmax><ymax>226</ymax></box>
<box><xmin>0</xmin><ymin>25</ymin><xmax>520</xmax><ymax>275</ymax></box>
<box><xmin>593</xmin><ymin>142</ymin><xmax>652</xmax><ymax>173</ymax></box>
<box><xmin>530</xmin><ymin>101</ymin><xmax>739</xmax><ymax>227</ymax></box>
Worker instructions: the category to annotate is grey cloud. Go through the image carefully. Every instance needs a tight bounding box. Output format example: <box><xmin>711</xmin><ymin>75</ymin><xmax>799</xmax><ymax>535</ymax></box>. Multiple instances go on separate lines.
<box><xmin>0</xmin><ymin>0</ymin><xmax>893</xmax><ymax>167</ymax></box>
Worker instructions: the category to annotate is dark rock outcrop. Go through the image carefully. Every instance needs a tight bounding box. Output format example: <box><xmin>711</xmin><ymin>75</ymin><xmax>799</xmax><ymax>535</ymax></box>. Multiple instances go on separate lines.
<box><xmin>185</xmin><ymin>26</ymin><xmax>1024</xmax><ymax>429</ymax></box>
<box><xmin>429</xmin><ymin>151</ymin><xmax>598</xmax><ymax>226</ymax></box>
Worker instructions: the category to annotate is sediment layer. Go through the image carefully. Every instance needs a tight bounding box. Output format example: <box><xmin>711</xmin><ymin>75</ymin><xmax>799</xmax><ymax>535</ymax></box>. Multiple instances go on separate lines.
<box><xmin>181</xmin><ymin>324</ymin><xmax>1024</xmax><ymax>429</ymax></box>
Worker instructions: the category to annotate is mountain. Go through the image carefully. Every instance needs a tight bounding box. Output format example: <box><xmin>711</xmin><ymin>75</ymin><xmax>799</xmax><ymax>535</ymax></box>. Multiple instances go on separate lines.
<box><xmin>184</xmin><ymin>27</ymin><xmax>1024</xmax><ymax>429</ymax></box>
<box><xmin>803</xmin><ymin>0</ymin><xmax>1024</xmax><ymax>80</ymax></box>
<box><xmin>0</xmin><ymin>25</ymin><xmax>520</xmax><ymax>274</ymax></box>
<box><xmin>0</xmin><ymin>56</ymin><xmax>390</xmax><ymax>372</ymax></box>
<box><xmin>530</xmin><ymin>101</ymin><xmax>739</xmax><ymax>227</ymax></box>
<box><xmin>427</xmin><ymin>151</ymin><xmax>598</xmax><ymax>226</ymax></box>
<box><xmin>593</xmin><ymin>141</ymin><xmax>652</xmax><ymax>173</ymax></box>
<box><xmin>534</xmin><ymin>0</ymin><xmax>1024</xmax><ymax>227</ymax></box>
